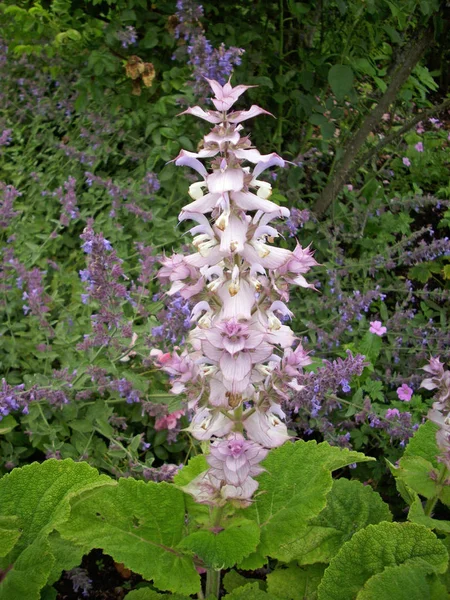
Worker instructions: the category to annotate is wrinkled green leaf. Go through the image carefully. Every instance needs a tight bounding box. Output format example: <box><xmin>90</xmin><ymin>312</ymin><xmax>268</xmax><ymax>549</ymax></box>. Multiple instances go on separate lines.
<box><xmin>0</xmin><ymin>537</ymin><xmax>54</xmax><ymax>600</ymax></box>
<box><xmin>318</xmin><ymin>522</ymin><xmax>448</xmax><ymax>600</ymax></box>
<box><xmin>356</xmin><ymin>562</ymin><xmax>448</xmax><ymax>600</ymax></box>
<box><xmin>0</xmin><ymin>459</ymin><xmax>108</xmax><ymax>600</ymax></box>
<box><xmin>0</xmin><ymin>516</ymin><xmax>21</xmax><ymax>558</ymax></box>
<box><xmin>224</xmin><ymin>582</ymin><xmax>279</xmax><ymax>600</ymax></box>
<box><xmin>223</xmin><ymin>570</ymin><xmax>265</xmax><ymax>593</ymax></box>
<box><xmin>179</xmin><ymin>518</ymin><xmax>260</xmax><ymax>568</ymax></box>
<box><xmin>282</xmin><ymin>479</ymin><xmax>392</xmax><ymax>564</ymax></box>
<box><xmin>267</xmin><ymin>563</ymin><xmax>325</xmax><ymax>600</ymax></box>
<box><xmin>58</xmin><ymin>479</ymin><xmax>200</xmax><ymax>595</ymax></box>
<box><xmin>239</xmin><ymin>441</ymin><xmax>372</xmax><ymax>566</ymax></box>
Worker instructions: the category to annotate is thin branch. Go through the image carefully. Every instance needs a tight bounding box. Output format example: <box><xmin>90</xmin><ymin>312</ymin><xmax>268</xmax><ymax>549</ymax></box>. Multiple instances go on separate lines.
<box><xmin>313</xmin><ymin>25</ymin><xmax>434</xmax><ymax>216</ymax></box>
<box><xmin>347</xmin><ymin>96</ymin><xmax>450</xmax><ymax>180</ymax></box>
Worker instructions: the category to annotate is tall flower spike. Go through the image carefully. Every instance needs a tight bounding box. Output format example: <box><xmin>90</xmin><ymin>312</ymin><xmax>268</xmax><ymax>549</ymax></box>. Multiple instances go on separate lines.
<box><xmin>155</xmin><ymin>78</ymin><xmax>317</xmax><ymax>506</ymax></box>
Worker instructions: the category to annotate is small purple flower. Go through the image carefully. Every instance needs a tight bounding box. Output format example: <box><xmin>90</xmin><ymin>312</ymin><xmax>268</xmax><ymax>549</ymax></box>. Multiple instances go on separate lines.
<box><xmin>385</xmin><ymin>408</ymin><xmax>401</xmax><ymax>419</ymax></box>
<box><xmin>402</xmin><ymin>157</ymin><xmax>411</xmax><ymax>167</ymax></box>
<box><xmin>415</xmin><ymin>142</ymin><xmax>424</xmax><ymax>152</ymax></box>
<box><xmin>340</xmin><ymin>379</ymin><xmax>351</xmax><ymax>393</ymax></box>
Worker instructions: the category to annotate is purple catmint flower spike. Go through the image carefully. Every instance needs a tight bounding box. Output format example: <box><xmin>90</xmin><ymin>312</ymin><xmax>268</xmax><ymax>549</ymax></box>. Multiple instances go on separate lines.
<box><xmin>154</xmin><ymin>78</ymin><xmax>318</xmax><ymax>506</ymax></box>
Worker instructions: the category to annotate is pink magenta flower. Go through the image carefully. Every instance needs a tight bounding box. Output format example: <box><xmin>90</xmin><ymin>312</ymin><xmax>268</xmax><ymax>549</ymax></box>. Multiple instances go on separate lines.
<box><xmin>402</xmin><ymin>157</ymin><xmax>411</xmax><ymax>167</ymax></box>
<box><xmin>369</xmin><ymin>321</ymin><xmax>387</xmax><ymax>336</ymax></box>
<box><xmin>397</xmin><ymin>384</ymin><xmax>413</xmax><ymax>402</ymax></box>
<box><xmin>154</xmin><ymin>409</ymin><xmax>185</xmax><ymax>431</ymax></box>
<box><xmin>155</xmin><ymin>77</ymin><xmax>318</xmax><ymax>505</ymax></box>
<box><xmin>415</xmin><ymin>141</ymin><xmax>424</xmax><ymax>152</ymax></box>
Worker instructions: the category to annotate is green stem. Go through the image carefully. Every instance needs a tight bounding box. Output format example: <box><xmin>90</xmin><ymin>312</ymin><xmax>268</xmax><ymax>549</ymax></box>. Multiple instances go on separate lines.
<box><xmin>205</xmin><ymin>507</ymin><xmax>224</xmax><ymax>598</ymax></box>
<box><xmin>424</xmin><ymin>463</ymin><xmax>448</xmax><ymax>517</ymax></box>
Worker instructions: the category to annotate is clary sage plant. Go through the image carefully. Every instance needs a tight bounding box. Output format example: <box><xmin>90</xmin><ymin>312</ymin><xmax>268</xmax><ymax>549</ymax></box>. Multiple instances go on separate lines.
<box><xmin>152</xmin><ymin>78</ymin><xmax>316</xmax><ymax>507</ymax></box>
<box><xmin>0</xmin><ymin>82</ymin><xmax>449</xmax><ymax>600</ymax></box>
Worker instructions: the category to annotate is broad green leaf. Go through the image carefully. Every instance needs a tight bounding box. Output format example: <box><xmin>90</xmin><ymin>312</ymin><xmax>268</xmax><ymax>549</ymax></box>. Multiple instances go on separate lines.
<box><xmin>328</xmin><ymin>65</ymin><xmax>354</xmax><ymax>100</ymax></box>
<box><xmin>0</xmin><ymin>537</ymin><xmax>54</xmax><ymax>600</ymax></box>
<box><xmin>239</xmin><ymin>441</ymin><xmax>372</xmax><ymax>566</ymax></box>
<box><xmin>47</xmin><ymin>533</ymin><xmax>88</xmax><ymax>585</ymax></box>
<box><xmin>124</xmin><ymin>589</ymin><xmax>190</xmax><ymax>600</ymax></box>
<box><xmin>179</xmin><ymin>518</ymin><xmax>260</xmax><ymax>568</ymax></box>
<box><xmin>0</xmin><ymin>459</ymin><xmax>109</xmax><ymax>560</ymax></box>
<box><xmin>0</xmin><ymin>516</ymin><xmax>21</xmax><ymax>557</ymax></box>
<box><xmin>224</xmin><ymin>582</ymin><xmax>279</xmax><ymax>600</ymax></box>
<box><xmin>356</xmin><ymin>562</ymin><xmax>448</xmax><ymax>600</ymax></box>
<box><xmin>266</xmin><ymin>564</ymin><xmax>325</xmax><ymax>600</ymax></box>
<box><xmin>58</xmin><ymin>479</ymin><xmax>200</xmax><ymax>595</ymax></box>
<box><xmin>0</xmin><ymin>459</ymin><xmax>109</xmax><ymax>600</ymax></box>
<box><xmin>280</xmin><ymin>479</ymin><xmax>392</xmax><ymax>563</ymax></box>
<box><xmin>223</xmin><ymin>570</ymin><xmax>265</xmax><ymax>593</ymax></box>
<box><xmin>318</xmin><ymin>522</ymin><xmax>448</xmax><ymax>600</ymax></box>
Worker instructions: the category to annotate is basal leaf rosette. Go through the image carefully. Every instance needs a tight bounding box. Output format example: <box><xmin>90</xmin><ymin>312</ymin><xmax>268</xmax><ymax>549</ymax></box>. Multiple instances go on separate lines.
<box><xmin>153</xmin><ymin>77</ymin><xmax>318</xmax><ymax>507</ymax></box>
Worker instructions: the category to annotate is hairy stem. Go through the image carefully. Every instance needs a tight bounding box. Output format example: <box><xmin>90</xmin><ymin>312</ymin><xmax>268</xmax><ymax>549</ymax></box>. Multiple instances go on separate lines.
<box><xmin>205</xmin><ymin>506</ymin><xmax>224</xmax><ymax>598</ymax></box>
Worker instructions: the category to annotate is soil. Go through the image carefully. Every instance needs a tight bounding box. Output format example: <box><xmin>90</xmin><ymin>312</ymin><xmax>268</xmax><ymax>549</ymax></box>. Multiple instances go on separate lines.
<box><xmin>55</xmin><ymin>549</ymin><xmax>143</xmax><ymax>600</ymax></box>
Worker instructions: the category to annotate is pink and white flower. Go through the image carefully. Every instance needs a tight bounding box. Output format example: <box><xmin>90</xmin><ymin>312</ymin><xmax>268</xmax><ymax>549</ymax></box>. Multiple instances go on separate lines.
<box><xmin>155</xmin><ymin>77</ymin><xmax>318</xmax><ymax>506</ymax></box>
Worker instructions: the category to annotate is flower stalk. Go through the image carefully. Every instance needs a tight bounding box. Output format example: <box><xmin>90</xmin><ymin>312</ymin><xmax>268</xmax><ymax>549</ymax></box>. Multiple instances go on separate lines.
<box><xmin>154</xmin><ymin>78</ymin><xmax>317</xmax><ymax>510</ymax></box>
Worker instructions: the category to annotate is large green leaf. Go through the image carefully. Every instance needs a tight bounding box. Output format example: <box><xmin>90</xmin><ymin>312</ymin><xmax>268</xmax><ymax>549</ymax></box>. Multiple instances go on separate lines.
<box><xmin>58</xmin><ymin>478</ymin><xmax>200</xmax><ymax>595</ymax></box>
<box><xmin>0</xmin><ymin>459</ymin><xmax>109</xmax><ymax>600</ymax></box>
<box><xmin>47</xmin><ymin>533</ymin><xmax>89</xmax><ymax>585</ymax></box>
<box><xmin>318</xmin><ymin>522</ymin><xmax>448</xmax><ymax>600</ymax></box>
<box><xmin>239</xmin><ymin>441</ymin><xmax>372</xmax><ymax>566</ymax></box>
<box><xmin>224</xmin><ymin>582</ymin><xmax>279</xmax><ymax>600</ymax></box>
<box><xmin>178</xmin><ymin>518</ymin><xmax>260</xmax><ymax>568</ymax></box>
<box><xmin>280</xmin><ymin>479</ymin><xmax>392</xmax><ymax>564</ymax></box>
<box><xmin>266</xmin><ymin>564</ymin><xmax>325</xmax><ymax>600</ymax></box>
<box><xmin>0</xmin><ymin>516</ymin><xmax>21</xmax><ymax>557</ymax></box>
<box><xmin>223</xmin><ymin>570</ymin><xmax>265</xmax><ymax>593</ymax></box>
<box><xmin>0</xmin><ymin>537</ymin><xmax>55</xmax><ymax>600</ymax></box>
<box><xmin>356</xmin><ymin>562</ymin><xmax>448</xmax><ymax>600</ymax></box>
<box><xmin>0</xmin><ymin>459</ymin><xmax>109</xmax><ymax>559</ymax></box>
